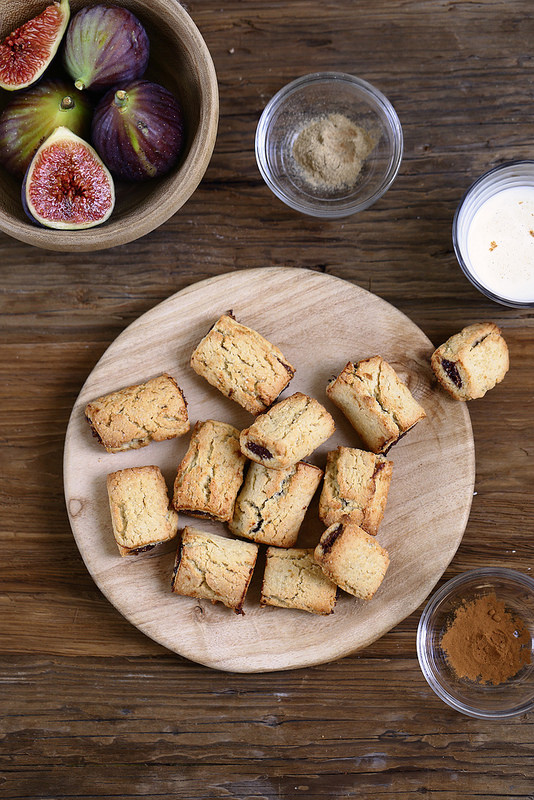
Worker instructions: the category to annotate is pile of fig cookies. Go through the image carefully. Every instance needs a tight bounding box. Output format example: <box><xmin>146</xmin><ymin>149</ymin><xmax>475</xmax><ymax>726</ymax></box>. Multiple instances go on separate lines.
<box><xmin>84</xmin><ymin>314</ymin><xmax>509</xmax><ymax>617</ymax></box>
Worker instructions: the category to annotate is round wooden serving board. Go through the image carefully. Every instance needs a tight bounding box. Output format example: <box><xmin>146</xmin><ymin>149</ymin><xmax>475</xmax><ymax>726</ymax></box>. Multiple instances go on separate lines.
<box><xmin>64</xmin><ymin>267</ymin><xmax>475</xmax><ymax>672</ymax></box>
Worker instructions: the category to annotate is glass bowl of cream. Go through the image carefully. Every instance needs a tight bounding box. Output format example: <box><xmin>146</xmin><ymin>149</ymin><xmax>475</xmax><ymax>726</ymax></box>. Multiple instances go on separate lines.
<box><xmin>453</xmin><ymin>161</ymin><xmax>534</xmax><ymax>307</ymax></box>
<box><xmin>417</xmin><ymin>568</ymin><xmax>534</xmax><ymax>720</ymax></box>
<box><xmin>255</xmin><ymin>72</ymin><xmax>403</xmax><ymax>218</ymax></box>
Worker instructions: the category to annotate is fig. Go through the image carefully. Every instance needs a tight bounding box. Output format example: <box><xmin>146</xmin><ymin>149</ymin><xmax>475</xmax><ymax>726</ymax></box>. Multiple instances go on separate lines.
<box><xmin>23</xmin><ymin>126</ymin><xmax>115</xmax><ymax>229</ymax></box>
<box><xmin>63</xmin><ymin>5</ymin><xmax>149</xmax><ymax>92</ymax></box>
<box><xmin>0</xmin><ymin>0</ymin><xmax>70</xmax><ymax>91</ymax></box>
<box><xmin>92</xmin><ymin>80</ymin><xmax>185</xmax><ymax>181</ymax></box>
<box><xmin>0</xmin><ymin>80</ymin><xmax>92</xmax><ymax>177</ymax></box>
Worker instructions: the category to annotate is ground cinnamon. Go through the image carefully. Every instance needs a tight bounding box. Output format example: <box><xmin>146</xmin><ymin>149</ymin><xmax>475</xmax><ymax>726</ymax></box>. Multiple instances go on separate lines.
<box><xmin>441</xmin><ymin>592</ymin><xmax>531</xmax><ymax>685</ymax></box>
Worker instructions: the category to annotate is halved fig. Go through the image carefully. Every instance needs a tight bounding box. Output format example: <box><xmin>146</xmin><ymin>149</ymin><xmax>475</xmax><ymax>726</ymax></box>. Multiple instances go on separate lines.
<box><xmin>63</xmin><ymin>5</ymin><xmax>149</xmax><ymax>92</ymax></box>
<box><xmin>0</xmin><ymin>79</ymin><xmax>92</xmax><ymax>177</ymax></box>
<box><xmin>23</xmin><ymin>126</ymin><xmax>115</xmax><ymax>230</ymax></box>
<box><xmin>0</xmin><ymin>0</ymin><xmax>70</xmax><ymax>91</ymax></box>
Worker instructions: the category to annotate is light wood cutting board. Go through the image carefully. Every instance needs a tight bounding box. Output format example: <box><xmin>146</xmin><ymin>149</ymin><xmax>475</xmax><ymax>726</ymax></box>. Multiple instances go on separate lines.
<box><xmin>64</xmin><ymin>267</ymin><xmax>475</xmax><ymax>672</ymax></box>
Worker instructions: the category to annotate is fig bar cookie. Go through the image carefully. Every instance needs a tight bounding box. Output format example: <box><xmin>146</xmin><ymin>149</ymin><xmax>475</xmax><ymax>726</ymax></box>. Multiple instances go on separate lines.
<box><xmin>240</xmin><ymin>392</ymin><xmax>335</xmax><ymax>470</ymax></box>
<box><xmin>107</xmin><ymin>465</ymin><xmax>179</xmax><ymax>557</ymax></box>
<box><xmin>173</xmin><ymin>420</ymin><xmax>246</xmax><ymax>522</ymax></box>
<box><xmin>326</xmin><ymin>356</ymin><xmax>426</xmax><ymax>454</ymax></box>
<box><xmin>229</xmin><ymin>461</ymin><xmax>323</xmax><ymax>547</ymax></box>
<box><xmin>171</xmin><ymin>526</ymin><xmax>258</xmax><ymax>614</ymax></box>
<box><xmin>85</xmin><ymin>373</ymin><xmax>189</xmax><ymax>453</ymax></box>
<box><xmin>314</xmin><ymin>521</ymin><xmax>390</xmax><ymax>601</ymax></box>
<box><xmin>190</xmin><ymin>313</ymin><xmax>295</xmax><ymax>415</ymax></box>
<box><xmin>430</xmin><ymin>322</ymin><xmax>509</xmax><ymax>401</ymax></box>
<box><xmin>261</xmin><ymin>547</ymin><xmax>337</xmax><ymax>615</ymax></box>
<box><xmin>319</xmin><ymin>446</ymin><xmax>393</xmax><ymax>535</ymax></box>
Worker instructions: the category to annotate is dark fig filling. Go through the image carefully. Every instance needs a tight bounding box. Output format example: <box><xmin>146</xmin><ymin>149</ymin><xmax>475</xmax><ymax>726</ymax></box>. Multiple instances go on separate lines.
<box><xmin>278</xmin><ymin>358</ymin><xmax>295</xmax><ymax>377</ymax></box>
<box><xmin>246</xmin><ymin>441</ymin><xmax>273</xmax><ymax>460</ymax></box>
<box><xmin>171</xmin><ymin>540</ymin><xmax>184</xmax><ymax>587</ymax></box>
<box><xmin>128</xmin><ymin>543</ymin><xmax>156</xmax><ymax>555</ymax></box>
<box><xmin>85</xmin><ymin>415</ymin><xmax>104</xmax><ymax>445</ymax></box>
<box><xmin>441</xmin><ymin>358</ymin><xmax>463</xmax><ymax>388</ymax></box>
<box><xmin>320</xmin><ymin>523</ymin><xmax>344</xmax><ymax>554</ymax></box>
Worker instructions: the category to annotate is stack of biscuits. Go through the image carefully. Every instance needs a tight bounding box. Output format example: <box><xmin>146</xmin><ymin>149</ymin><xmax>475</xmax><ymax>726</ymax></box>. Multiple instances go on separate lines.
<box><xmin>85</xmin><ymin>314</ymin><xmax>509</xmax><ymax>616</ymax></box>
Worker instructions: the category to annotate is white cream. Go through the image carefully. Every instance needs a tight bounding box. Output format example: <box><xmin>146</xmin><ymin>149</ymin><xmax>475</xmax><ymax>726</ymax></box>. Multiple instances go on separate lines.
<box><xmin>465</xmin><ymin>186</ymin><xmax>534</xmax><ymax>302</ymax></box>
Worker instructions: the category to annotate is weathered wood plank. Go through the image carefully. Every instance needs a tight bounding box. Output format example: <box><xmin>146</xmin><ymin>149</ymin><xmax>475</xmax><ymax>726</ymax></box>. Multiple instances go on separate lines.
<box><xmin>1</xmin><ymin>0</ymin><xmax>534</xmax><ymax>795</ymax></box>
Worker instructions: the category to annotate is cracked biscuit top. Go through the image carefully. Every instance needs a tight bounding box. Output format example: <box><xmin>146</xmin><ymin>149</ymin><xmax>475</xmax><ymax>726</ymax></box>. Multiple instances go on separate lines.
<box><xmin>319</xmin><ymin>446</ymin><xmax>393</xmax><ymax>534</ymax></box>
<box><xmin>85</xmin><ymin>373</ymin><xmax>189</xmax><ymax>453</ymax></box>
<box><xmin>190</xmin><ymin>314</ymin><xmax>295</xmax><ymax>415</ymax></box>
<box><xmin>229</xmin><ymin>460</ymin><xmax>323</xmax><ymax>547</ymax></box>
<box><xmin>430</xmin><ymin>322</ymin><xmax>509</xmax><ymax>401</ymax></box>
<box><xmin>171</xmin><ymin>526</ymin><xmax>258</xmax><ymax>613</ymax></box>
<box><xmin>107</xmin><ymin>465</ymin><xmax>179</xmax><ymax>557</ymax></box>
<box><xmin>326</xmin><ymin>356</ymin><xmax>426</xmax><ymax>454</ymax></box>
<box><xmin>172</xmin><ymin>420</ymin><xmax>246</xmax><ymax>522</ymax></box>
<box><xmin>240</xmin><ymin>392</ymin><xmax>336</xmax><ymax>470</ymax></box>
<box><xmin>261</xmin><ymin>547</ymin><xmax>337</xmax><ymax>615</ymax></box>
<box><xmin>314</xmin><ymin>521</ymin><xmax>390</xmax><ymax>601</ymax></box>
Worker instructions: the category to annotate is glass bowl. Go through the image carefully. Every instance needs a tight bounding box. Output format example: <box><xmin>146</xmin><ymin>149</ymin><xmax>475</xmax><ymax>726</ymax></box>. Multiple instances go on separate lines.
<box><xmin>255</xmin><ymin>72</ymin><xmax>403</xmax><ymax>218</ymax></box>
<box><xmin>417</xmin><ymin>568</ymin><xmax>534</xmax><ymax>719</ymax></box>
<box><xmin>452</xmin><ymin>160</ymin><xmax>534</xmax><ymax>308</ymax></box>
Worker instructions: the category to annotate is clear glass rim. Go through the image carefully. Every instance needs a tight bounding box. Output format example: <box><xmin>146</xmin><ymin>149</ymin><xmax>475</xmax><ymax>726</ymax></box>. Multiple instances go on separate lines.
<box><xmin>452</xmin><ymin>160</ymin><xmax>534</xmax><ymax>309</ymax></box>
<box><xmin>417</xmin><ymin>567</ymin><xmax>534</xmax><ymax>719</ymax></box>
<box><xmin>255</xmin><ymin>71</ymin><xmax>403</xmax><ymax>219</ymax></box>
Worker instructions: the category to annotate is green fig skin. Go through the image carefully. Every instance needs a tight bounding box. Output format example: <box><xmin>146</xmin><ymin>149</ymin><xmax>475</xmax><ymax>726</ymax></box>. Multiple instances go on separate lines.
<box><xmin>0</xmin><ymin>80</ymin><xmax>92</xmax><ymax>177</ymax></box>
<box><xmin>23</xmin><ymin>126</ymin><xmax>115</xmax><ymax>230</ymax></box>
<box><xmin>0</xmin><ymin>0</ymin><xmax>70</xmax><ymax>91</ymax></box>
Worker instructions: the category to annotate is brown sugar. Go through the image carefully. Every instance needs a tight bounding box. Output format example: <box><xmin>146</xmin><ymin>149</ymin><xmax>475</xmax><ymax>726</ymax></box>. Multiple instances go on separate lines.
<box><xmin>292</xmin><ymin>112</ymin><xmax>376</xmax><ymax>191</ymax></box>
<box><xmin>440</xmin><ymin>592</ymin><xmax>532</xmax><ymax>685</ymax></box>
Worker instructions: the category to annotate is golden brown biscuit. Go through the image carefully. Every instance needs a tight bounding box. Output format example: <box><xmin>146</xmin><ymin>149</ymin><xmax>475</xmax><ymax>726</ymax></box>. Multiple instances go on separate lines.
<box><xmin>326</xmin><ymin>357</ymin><xmax>425</xmax><ymax>453</ymax></box>
<box><xmin>190</xmin><ymin>314</ymin><xmax>295</xmax><ymax>414</ymax></box>
<box><xmin>261</xmin><ymin>547</ymin><xmax>337</xmax><ymax>615</ymax></box>
<box><xmin>314</xmin><ymin>521</ymin><xmax>389</xmax><ymax>601</ymax></box>
<box><xmin>240</xmin><ymin>392</ymin><xmax>335</xmax><ymax>469</ymax></box>
<box><xmin>319</xmin><ymin>446</ymin><xmax>393</xmax><ymax>534</ymax></box>
<box><xmin>229</xmin><ymin>460</ymin><xmax>323</xmax><ymax>547</ymax></box>
<box><xmin>171</xmin><ymin>526</ymin><xmax>258</xmax><ymax>613</ymax></box>
<box><xmin>430</xmin><ymin>322</ymin><xmax>509</xmax><ymax>400</ymax></box>
<box><xmin>85</xmin><ymin>373</ymin><xmax>189</xmax><ymax>453</ymax></box>
<box><xmin>173</xmin><ymin>420</ymin><xmax>246</xmax><ymax>522</ymax></box>
<box><xmin>107</xmin><ymin>465</ymin><xmax>178</xmax><ymax>557</ymax></box>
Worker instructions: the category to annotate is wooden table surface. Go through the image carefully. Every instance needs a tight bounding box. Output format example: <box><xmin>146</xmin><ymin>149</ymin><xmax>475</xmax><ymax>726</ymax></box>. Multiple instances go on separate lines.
<box><xmin>1</xmin><ymin>1</ymin><xmax>533</xmax><ymax>797</ymax></box>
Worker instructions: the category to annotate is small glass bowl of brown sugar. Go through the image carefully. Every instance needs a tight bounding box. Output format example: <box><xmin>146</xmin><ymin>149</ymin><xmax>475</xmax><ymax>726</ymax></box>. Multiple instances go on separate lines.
<box><xmin>417</xmin><ymin>568</ymin><xmax>534</xmax><ymax>719</ymax></box>
<box><xmin>255</xmin><ymin>72</ymin><xmax>403</xmax><ymax>218</ymax></box>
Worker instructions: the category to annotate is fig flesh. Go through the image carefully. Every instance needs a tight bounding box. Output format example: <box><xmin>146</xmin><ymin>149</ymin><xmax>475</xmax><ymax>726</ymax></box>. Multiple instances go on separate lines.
<box><xmin>92</xmin><ymin>80</ymin><xmax>185</xmax><ymax>181</ymax></box>
<box><xmin>0</xmin><ymin>80</ymin><xmax>92</xmax><ymax>177</ymax></box>
<box><xmin>0</xmin><ymin>0</ymin><xmax>70</xmax><ymax>91</ymax></box>
<box><xmin>63</xmin><ymin>5</ymin><xmax>149</xmax><ymax>92</ymax></box>
<box><xmin>23</xmin><ymin>126</ymin><xmax>115</xmax><ymax>229</ymax></box>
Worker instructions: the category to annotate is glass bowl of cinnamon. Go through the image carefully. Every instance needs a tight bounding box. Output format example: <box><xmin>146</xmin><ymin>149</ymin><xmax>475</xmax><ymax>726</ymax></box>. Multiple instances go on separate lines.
<box><xmin>417</xmin><ymin>568</ymin><xmax>534</xmax><ymax>719</ymax></box>
<box><xmin>255</xmin><ymin>72</ymin><xmax>403</xmax><ymax>218</ymax></box>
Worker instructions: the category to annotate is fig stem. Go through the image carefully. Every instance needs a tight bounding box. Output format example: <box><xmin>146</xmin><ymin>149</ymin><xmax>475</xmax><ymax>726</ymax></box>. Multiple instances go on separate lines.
<box><xmin>74</xmin><ymin>80</ymin><xmax>85</xmax><ymax>91</ymax></box>
<box><xmin>60</xmin><ymin>96</ymin><xmax>75</xmax><ymax>110</ymax></box>
<box><xmin>114</xmin><ymin>90</ymin><xmax>129</xmax><ymax>111</ymax></box>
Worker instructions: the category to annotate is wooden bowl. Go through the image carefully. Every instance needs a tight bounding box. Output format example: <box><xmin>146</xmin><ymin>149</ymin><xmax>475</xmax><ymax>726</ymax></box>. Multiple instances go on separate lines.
<box><xmin>0</xmin><ymin>0</ymin><xmax>219</xmax><ymax>251</ymax></box>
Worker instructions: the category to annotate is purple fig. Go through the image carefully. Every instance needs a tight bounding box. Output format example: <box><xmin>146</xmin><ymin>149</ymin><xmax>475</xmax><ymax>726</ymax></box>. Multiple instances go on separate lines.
<box><xmin>91</xmin><ymin>80</ymin><xmax>185</xmax><ymax>181</ymax></box>
<box><xmin>63</xmin><ymin>5</ymin><xmax>149</xmax><ymax>92</ymax></box>
<box><xmin>0</xmin><ymin>80</ymin><xmax>92</xmax><ymax>177</ymax></box>
<box><xmin>23</xmin><ymin>126</ymin><xmax>115</xmax><ymax>229</ymax></box>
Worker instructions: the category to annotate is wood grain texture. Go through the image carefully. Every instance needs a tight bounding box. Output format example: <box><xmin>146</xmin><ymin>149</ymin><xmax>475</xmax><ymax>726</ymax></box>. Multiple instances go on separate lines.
<box><xmin>1</xmin><ymin>0</ymin><xmax>534</xmax><ymax>796</ymax></box>
<box><xmin>0</xmin><ymin>0</ymin><xmax>219</xmax><ymax>251</ymax></box>
<box><xmin>64</xmin><ymin>268</ymin><xmax>474</xmax><ymax>671</ymax></box>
